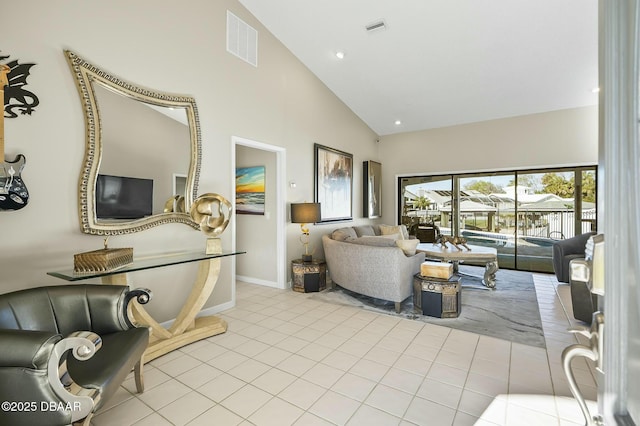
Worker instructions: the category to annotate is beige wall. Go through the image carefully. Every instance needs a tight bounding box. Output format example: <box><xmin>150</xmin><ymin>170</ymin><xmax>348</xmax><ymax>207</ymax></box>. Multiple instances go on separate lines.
<box><xmin>378</xmin><ymin>106</ymin><xmax>599</xmax><ymax>222</ymax></box>
<box><xmin>0</xmin><ymin>0</ymin><xmax>378</xmax><ymax>321</ymax></box>
<box><xmin>235</xmin><ymin>145</ymin><xmax>277</xmax><ymax>285</ymax></box>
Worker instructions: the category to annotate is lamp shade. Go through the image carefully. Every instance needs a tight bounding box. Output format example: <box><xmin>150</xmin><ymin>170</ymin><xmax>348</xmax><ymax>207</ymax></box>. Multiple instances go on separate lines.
<box><xmin>290</xmin><ymin>203</ymin><xmax>321</xmax><ymax>223</ymax></box>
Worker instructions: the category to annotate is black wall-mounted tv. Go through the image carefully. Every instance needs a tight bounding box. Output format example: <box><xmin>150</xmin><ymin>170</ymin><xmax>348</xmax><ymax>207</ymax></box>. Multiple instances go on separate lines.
<box><xmin>96</xmin><ymin>174</ymin><xmax>153</xmax><ymax>220</ymax></box>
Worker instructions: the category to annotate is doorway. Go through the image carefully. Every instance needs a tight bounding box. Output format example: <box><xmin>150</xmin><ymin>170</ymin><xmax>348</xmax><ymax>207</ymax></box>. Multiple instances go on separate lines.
<box><xmin>231</xmin><ymin>136</ymin><xmax>287</xmax><ymax>293</ymax></box>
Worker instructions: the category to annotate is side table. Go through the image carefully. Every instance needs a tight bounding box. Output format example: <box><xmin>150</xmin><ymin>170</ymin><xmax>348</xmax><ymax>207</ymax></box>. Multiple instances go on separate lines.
<box><xmin>292</xmin><ymin>259</ymin><xmax>327</xmax><ymax>293</ymax></box>
<box><xmin>413</xmin><ymin>273</ymin><xmax>462</xmax><ymax>318</ymax></box>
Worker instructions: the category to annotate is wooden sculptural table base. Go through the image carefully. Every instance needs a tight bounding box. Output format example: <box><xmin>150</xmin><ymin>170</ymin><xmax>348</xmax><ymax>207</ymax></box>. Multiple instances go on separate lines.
<box><xmin>103</xmin><ymin>251</ymin><xmax>225</xmax><ymax>362</ymax></box>
<box><xmin>48</xmin><ymin>239</ymin><xmax>244</xmax><ymax>363</ymax></box>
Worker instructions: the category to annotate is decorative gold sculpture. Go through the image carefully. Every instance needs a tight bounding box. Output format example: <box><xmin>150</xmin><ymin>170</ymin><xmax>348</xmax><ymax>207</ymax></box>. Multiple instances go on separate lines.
<box><xmin>163</xmin><ymin>195</ymin><xmax>186</xmax><ymax>213</ymax></box>
<box><xmin>190</xmin><ymin>193</ymin><xmax>232</xmax><ymax>237</ymax></box>
<box><xmin>435</xmin><ymin>234</ymin><xmax>471</xmax><ymax>251</ymax></box>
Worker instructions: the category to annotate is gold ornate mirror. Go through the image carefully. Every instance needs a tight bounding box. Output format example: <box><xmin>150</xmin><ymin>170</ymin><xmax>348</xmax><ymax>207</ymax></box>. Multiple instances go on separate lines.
<box><xmin>65</xmin><ymin>50</ymin><xmax>201</xmax><ymax>235</ymax></box>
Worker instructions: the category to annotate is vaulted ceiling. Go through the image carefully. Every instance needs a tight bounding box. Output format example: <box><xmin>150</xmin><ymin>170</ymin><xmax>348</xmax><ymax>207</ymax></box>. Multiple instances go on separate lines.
<box><xmin>239</xmin><ymin>0</ymin><xmax>599</xmax><ymax>136</ymax></box>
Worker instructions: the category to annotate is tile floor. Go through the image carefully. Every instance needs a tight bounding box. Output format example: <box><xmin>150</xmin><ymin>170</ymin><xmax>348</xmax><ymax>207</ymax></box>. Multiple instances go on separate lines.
<box><xmin>91</xmin><ymin>271</ymin><xmax>599</xmax><ymax>425</ymax></box>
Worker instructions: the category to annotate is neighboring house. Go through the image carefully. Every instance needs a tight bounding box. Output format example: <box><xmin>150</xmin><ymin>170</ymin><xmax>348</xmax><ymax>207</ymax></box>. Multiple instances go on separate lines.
<box><xmin>503</xmin><ymin>185</ymin><xmax>564</xmax><ymax>204</ymax></box>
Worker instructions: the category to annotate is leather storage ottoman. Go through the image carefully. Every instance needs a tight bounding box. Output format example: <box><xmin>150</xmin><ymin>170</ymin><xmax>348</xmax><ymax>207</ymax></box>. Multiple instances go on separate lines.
<box><xmin>413</xmin><ymin>273</ymin><xmax>461</xmax><ymax>318</ymax></box>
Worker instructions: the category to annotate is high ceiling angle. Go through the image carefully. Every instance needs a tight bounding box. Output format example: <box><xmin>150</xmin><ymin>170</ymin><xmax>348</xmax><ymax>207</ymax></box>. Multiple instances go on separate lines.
<box><xmin>238</xmin><ymin>0</ymin><xmax>599</xmax><ymax>135</ymax></box>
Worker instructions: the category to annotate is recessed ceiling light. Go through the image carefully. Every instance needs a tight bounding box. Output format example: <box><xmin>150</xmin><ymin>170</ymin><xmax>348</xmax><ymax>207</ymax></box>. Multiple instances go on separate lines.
<box><xmin>394</xmin><ymin>120</ymin><xmax>402</xmax><ymax>126</ymax></box>
<box><xmin>335</xmin><ymin>51</ymin><xmax>345</xmax><ymax>59</ymax></box>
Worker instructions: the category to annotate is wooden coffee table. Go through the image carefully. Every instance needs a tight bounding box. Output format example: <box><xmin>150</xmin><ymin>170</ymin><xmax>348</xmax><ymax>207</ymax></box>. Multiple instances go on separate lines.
<box><xmin>416</xmin><ymin>242</ymin><xmax>499</xmax><ymax>288</ymax></box>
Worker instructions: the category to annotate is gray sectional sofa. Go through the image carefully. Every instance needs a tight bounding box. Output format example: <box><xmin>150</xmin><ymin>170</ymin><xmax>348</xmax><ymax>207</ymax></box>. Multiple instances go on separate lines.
<box><xmin>322</xmin><ymin>224</ymin><xmax>425</xmax><ymax>312</ymax></box>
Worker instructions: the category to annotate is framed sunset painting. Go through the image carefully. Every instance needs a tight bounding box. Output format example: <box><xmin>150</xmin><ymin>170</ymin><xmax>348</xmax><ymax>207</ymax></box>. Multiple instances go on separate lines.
<box><xmin>236</xmin><ymin>166</ymin><xmax>265</xmax><ymax>215</ymax></box>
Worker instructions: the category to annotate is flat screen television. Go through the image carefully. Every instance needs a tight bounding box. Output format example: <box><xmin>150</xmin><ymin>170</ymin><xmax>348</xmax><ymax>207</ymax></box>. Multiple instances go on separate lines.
<box><xmin>96</xmin><ymin>174</ymin><xmax>153</xmax><ymax>220</ymax></box>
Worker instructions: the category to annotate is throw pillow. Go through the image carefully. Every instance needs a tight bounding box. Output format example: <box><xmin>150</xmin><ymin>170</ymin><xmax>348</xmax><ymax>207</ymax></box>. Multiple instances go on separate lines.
<box><xmin>353</xmin><ymin>225</ymin><xmax>376</xmax><ymax>237</ymax></box>
<box><xmin>396</xmin><ymin>239</ymin><xmax>420</xmax><ymax>256</ymax></box>
<box><xmin>379</xmin><ymin>224</ymin><xmax>408</xmax><ymax>240</ymax></box>
<box><xmin>350</xmin><ymin>236</ymin><xmax>398</xmax><ymax>247</ymax></box>
<box><xmin>331</xmin><ymin>227</ymin><xmax>357</xmax><ymax>242</ymax></box>
<box><xmin>379</xmin><ymin>233</ymin><xmax>400</xmax><ymax>240</ymax></box>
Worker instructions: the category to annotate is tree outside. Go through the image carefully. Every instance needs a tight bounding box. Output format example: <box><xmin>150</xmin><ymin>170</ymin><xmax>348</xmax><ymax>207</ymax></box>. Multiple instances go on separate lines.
<box><xmin>508</xmin><ymin>175</ymin><xmax>542</xmax><ymax>192</ymax></box>
<box><xmin>540</xmin><ymin>172</ymin><xmax>596</xmax><ymax>202</ymax></box>
<box><xmin>414</xmin><ymin>195</ymin><xmax>430</xmax><ymax>210</ymax></box>
<box><xmin>581</xmin><ymin>172</ymin><xmax>596</xmax><ymax>203</ymax></box>
<box><xmin>541</xmin><ymin>173</ymin><xmax>574</xmax><ymax>198</ymax></box>
<box><xmin>461</xmin><ymin>173</ymin><xmax>591</xmax><ymax>199</ymax></box>
<box><xmin>463</xmin><ymin>180</ymin><xmax>505</xmax><ymax>195</ymax></box>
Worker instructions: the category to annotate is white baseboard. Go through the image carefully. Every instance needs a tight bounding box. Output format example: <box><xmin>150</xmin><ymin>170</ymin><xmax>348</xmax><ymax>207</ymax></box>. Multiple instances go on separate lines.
<box><xmin>159</xmin><ymin>299</ymin><xmax>236</xmax><ymax>329</ymax></box>
<box><xmin>157</xmin><ymin>276</ymin><xmax>281</xmax><ymax>330</ymax></box>
<box><xmin>196</xmin><ymin>300</ymin><xmax>235</xmax><ymax>317</ymax></box>
<box><xmin>236</xmin><ymin>275</ymin><xmax>281</xmax><ymax>289</ymax></box>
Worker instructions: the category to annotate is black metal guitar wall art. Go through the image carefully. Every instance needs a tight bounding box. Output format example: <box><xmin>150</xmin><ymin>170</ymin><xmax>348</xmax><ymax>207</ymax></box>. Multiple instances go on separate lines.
<box><xmin>0</xmin><ymin>63</ymin><xmax>29</xmax><ymax>210</ymax></box>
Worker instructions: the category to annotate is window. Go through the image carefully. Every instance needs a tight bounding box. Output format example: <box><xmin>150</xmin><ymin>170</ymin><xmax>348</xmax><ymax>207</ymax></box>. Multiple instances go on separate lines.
<box><xmin>398</xmin><ymin>166</ymin><xmax>597</xmax><ymax>273</ymax></box>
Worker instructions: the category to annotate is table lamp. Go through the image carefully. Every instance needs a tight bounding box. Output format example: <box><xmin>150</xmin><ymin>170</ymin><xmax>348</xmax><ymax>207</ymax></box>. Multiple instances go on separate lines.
<box><xmin>290</xmin><ymin>202</ymin><xmax>321</xmax><ymax>262</ymax></box>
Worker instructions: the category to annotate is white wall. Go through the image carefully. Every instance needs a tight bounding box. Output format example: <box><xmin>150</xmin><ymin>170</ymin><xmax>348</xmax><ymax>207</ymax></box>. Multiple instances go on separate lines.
<box><xmin>378</xmin><ymin>106</ymin><xmax>599</xmax><ymax>222</ymax></box>
<box><xmin>0</xmin><ymin>0</ymin><xmax>378</xmax><ymax>321</ymax></box>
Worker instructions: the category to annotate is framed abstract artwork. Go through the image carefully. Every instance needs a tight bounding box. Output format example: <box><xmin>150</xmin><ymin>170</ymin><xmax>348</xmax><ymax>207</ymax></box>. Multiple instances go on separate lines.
<box><xmin>314</xmin><ymin>143</ymin><xmax>353</xmax><ymax>222</ymax></box>
<box><xmin>236</xmin><ymin>165</ymin><xmax>265</xmax><ymax>215</ymax></box>
<box><xmin>363</xmin><ymin>160</ymin><xmax>382</xmax><ymax>218</ymax></box>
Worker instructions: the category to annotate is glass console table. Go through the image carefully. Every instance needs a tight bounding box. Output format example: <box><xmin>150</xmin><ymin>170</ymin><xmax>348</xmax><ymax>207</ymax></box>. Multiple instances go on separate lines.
<box><xmin>48</xmin><ymin>247</ymin><xmax>245</xmax><ymax>363</ymax></box>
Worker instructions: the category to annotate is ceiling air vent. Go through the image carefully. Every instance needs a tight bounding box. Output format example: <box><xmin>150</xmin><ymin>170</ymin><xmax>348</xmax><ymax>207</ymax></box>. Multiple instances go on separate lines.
<box><xmin>227</xmin><ymin>11</ymin><xmax>258</xmax><ymax>67</ymax></box>
<box><xmin>365</xmin><ymin>19</ymin><xmax>386</xmax><ymax>33</ymax></box>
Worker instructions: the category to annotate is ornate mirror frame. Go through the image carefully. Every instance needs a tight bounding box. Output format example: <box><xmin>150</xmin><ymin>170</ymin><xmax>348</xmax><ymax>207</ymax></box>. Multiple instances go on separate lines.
<box><xmin>65</xmin><ymin>50</ymin><xmax>201</xmax><ymax>235</ymax></box>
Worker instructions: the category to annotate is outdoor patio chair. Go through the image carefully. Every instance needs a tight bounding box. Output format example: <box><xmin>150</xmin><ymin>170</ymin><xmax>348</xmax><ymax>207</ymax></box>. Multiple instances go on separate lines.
<box><xmin>552</xmin><ymin>232</ymin><xmax>598</xmax><ymax>323</ymax></box>
<box><xmin>551</xmin><ymin>232</ymin><xmax>595</xmax><ymax>283</ymax></box>
<box><xmin>410</xmin><ymin>223</ymin><xmax>440</xmax><ymax>243</ymax></box>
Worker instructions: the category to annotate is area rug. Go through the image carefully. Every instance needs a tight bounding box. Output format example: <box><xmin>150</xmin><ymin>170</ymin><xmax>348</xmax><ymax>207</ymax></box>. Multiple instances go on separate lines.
<box><xmin>311</xmin><ymin>265</ymin><xmax>546</xmax><ymax>349</ymax></box>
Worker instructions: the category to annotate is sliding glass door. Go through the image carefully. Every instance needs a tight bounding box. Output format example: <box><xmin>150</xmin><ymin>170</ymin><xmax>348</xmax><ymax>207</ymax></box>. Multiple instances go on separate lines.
<box><xmin>400</xmin><ymin>175</ymin><xmax>453</xmax><ymax>232</ymax></box>
<box><xmin>458</xmin><ymin>173</ymin><xmax>517</xmax><ymax>269</ymax></box>
<box><xmin>398</xmin><ymin>166</ymin><xmax>597</xmax><ymax>273</ymax></box>
<box><xmin>514</xmin><ymin>171</ymin><xmax>570</xmax><ymax>272</ymax></box>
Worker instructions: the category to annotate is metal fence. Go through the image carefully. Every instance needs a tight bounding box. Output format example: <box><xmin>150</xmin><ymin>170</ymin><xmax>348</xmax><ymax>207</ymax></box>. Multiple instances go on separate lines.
<box><xmin>519</xmin><ymin>209</ymin><xmax>596</xmax><ymax>240</ymax></box>
<box><xmin>407</xmin><ymin>208</ymin><xmax>596</xmax><ymax>243</ymax></box>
